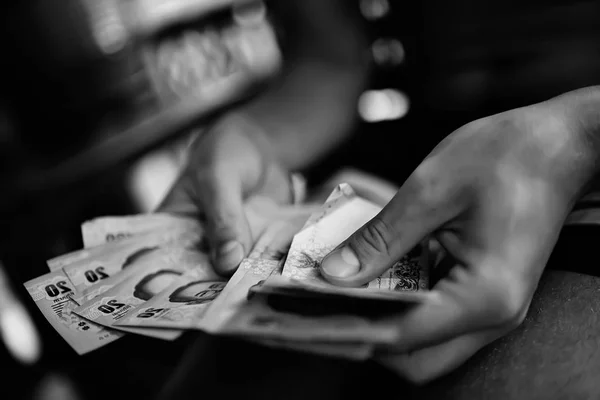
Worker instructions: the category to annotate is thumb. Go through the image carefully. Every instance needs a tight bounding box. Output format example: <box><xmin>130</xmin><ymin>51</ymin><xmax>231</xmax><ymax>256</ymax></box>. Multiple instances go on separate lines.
<box><xmin>199</xmin><ymin>168</ymin><xmax>254</xmax><ymax>276</ymax></box>
<box><xmin>319</xmin><ymin>182</ymin><xmax>454</xmax><ymax>287</ymax></box>
<box><xmin>163</xmin><ymin>163</ymin><xmax>254</xmax><ymax>276</ymax></box>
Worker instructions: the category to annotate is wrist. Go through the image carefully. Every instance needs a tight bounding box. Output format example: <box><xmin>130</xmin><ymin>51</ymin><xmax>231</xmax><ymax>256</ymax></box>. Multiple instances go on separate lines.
<box><xmin>542</xmin><ymin>86</ymin><xmax>600</xmax><ymax>196</ymax></box>
<box><xmin>242</xmin><ymin>62</ymin><xmax>368</xmax><ymax>170</ymax></box>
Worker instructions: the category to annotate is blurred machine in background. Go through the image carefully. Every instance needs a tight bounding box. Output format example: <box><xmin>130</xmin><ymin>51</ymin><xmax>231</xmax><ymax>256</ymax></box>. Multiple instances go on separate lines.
<box><xmin>0</xmin><ymin>0</ymin><xmax>282</xmax><ymax>275</ymax></box>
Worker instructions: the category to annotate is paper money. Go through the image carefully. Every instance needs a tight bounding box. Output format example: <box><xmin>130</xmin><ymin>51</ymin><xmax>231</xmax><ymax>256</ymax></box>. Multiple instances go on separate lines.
<box><xmin>282</xmin><ymin>184</ymin><xmax>429</xmax><ymax>294</ymax></box>
<box><xmin>23</xmin><ymin>270</ymin><xmax>123</xmax><ymax>354</ymax></box>
<box><xmin>250</xmin><ymin>275</ymin><xmax>429</xmax><ymax>305</ymax></box>
<box><xmin>203</xmin><ymin>185</ymin><xmax>431</xmax><ymax>347</ymax></box>
<box><xmin>200</xmin><ymin>258</ymin><xmax>282</xmax><ymax>333</ymax></box>
<box><xmin>199</xmin><ymin>204</ymin><xmax>317</xmax><ymax>334</ymax></box>
<box><xmin>73</xmin><ymin>244</ymin><xmax>218</xmax><ymax>338</ymax></box>
<box><xmin>221</xmin><ymin>294</ymin><xmax>400</xmax><ymax>345</ymax></box>
<box><xmin>73</xmin><ymin>272</ymin><xmax>182</xmax><ymax>340</ymax></box>
<box><xmin>81</xmin><ymin>213</ymin><xmax>200</xmax><ymax>248</ymax></box>
<box><xmin>63</xmin><ymin>228</ymin><xmax>205</xmax><ymax>302</ymax></box>
<box><xmin>47</xmin><ymin>247</ymin><xmax>97</xmax><ymax>272</ymax></box>
<box><xmin>200</xmin><ymin>258</ymin><xmax>399</xmax><ymax>346</ymax></box>
<box><xmin>247</xmin><ymin>207</ymin><xmax>317</xmax><ymax>260</ymax></box>
<box><xmin>113</xmin><ymin>206</ymin><xmax>368</xmax><ymax>360</ymax></box>
<box><xmin>33</xmin><ymin>181</ymin><xmax>427</xmax><ymax>358</ymax></box>
<box><xmin>115</xmin><ymin>273</ymin><xmax>226</xmax><ymax>330</ymax></box>
<box><xmin>79</xmin><ymin>196</ymin><xmax>315</xmax><ymax>251</ymax></box>
<box><xmin>48</xmin><ymin>219</ymin><xmax>204</xmax><ymax>274</ymax></box>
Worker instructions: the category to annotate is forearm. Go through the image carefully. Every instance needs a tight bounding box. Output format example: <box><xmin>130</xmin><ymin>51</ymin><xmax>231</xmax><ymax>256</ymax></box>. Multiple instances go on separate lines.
<box><xmin>243</xmin><ymin>0</ymin><xmax>370</xmax><ymax>171</ymax></box>
<box><xmin>543</xmin><ymin>86</ymin><xmax>600</xmax><ymax>192</ymax></box>
<box><xmin>245</xmin><ymin>62</ymin><xmax>368</xmax><ymax>170</ymax></box>
<box><xmin>559</xmin><ymin>86</ymin><xmax>600</xmax><ymax>152</ymax></box>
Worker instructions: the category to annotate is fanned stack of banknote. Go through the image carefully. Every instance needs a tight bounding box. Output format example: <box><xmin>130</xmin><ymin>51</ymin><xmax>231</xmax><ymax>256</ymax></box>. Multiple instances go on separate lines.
<box><xmin>24</xmin><ymin>184</ymin><xmax>430</xmax><ymax>361</ymax></box>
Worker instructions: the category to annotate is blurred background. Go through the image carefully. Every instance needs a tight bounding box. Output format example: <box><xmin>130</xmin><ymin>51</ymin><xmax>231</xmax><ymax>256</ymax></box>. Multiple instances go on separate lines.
<box><xmin>0</xmin><ymin>0</ymin><xmax>599</xmax><ymax>398</ymax></box>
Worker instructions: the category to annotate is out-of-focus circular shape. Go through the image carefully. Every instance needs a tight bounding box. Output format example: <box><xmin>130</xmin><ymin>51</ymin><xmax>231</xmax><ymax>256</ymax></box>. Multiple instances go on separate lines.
<box><xmin>33</xmin><ymin>373</ymin><xmax>81</xmax><ymax>400</ymax></box>
<box><xmin>372</xmin><ymin>38</ymin><xmax>405</xmax><ymax>66</ymax></box>
<box><xmin>0</xmin><ymin>305</ymin><xmax>41</xmax><ymax>365</ymax></box>
<box><xmin>96</xmin><ymin>21</ymin><xmax>128</xmax><ymax>54</ymax></box>
<box><xmin>85</xmin><ymin>0</ymin><xmax>129</xmax><ymax>54</ymax></box>
<box><xmin>360</xmin><ymin>0</ymin><xmax>390</xmax><ymax>20</ymax></box>
<box><xmin>358</xmin><ymin>89</ymin><xmax>410</xmax><ymax>122</ymax></box>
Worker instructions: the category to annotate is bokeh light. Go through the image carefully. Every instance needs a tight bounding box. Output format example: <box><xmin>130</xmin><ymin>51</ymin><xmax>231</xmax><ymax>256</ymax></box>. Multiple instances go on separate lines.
<box><xmin>358</xmin><ymin>89</ymin><xmax>410</xmax><ymax>122</ymax></box>
<box><xmin>372</xmin><ymin>38</ymin><xmax>405</xmax><ymax>66</ymax></box>
<box><xmin>360</xmin><ymin>0</ymin><xmax>390</xmax><ymax>20</ymax></box>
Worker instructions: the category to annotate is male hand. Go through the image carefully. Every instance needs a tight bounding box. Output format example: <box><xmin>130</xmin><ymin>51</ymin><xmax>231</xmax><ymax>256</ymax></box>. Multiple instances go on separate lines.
<box><xmin>320</xmin><ymin>100</ymin><xmax>597</xmax><ymax>382</ymax></box>
<box><xmin>159</xmin><ymin>112</ymin><xmax>293</xmax><ymax>276</ymax></box>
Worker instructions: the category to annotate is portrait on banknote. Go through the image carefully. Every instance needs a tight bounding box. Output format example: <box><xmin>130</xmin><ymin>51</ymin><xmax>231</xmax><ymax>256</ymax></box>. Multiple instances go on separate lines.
<box><xmin>133</xmin><ymin>270</ymin><xmax>183</xmax><ymax>301</ymax></box>
<box><xmin>168</xmin><ymin>280</ymin><xmax>227</xmax><ymax>305</ymax></box>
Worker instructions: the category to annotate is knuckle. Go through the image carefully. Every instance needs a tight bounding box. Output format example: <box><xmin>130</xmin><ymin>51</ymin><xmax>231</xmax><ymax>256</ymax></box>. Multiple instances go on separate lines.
<box><xmin>494</xmin><ymin>296</ymin><xmax>524</xmax><ymax>328</ymax></box>
<box><xmin>411</xmin><ymin>163</ymin><xmax>447</xmax><ymax>208</ymax></box>
<box><xmin>480</xmin><ymin>273</ymin><xmax>528</xmax><ymax>327</ymax></box>
<box><xmin>351</xmin><ymin>217</ymin><xmax>394</xmax><ymax>257</ymax></box>
<box><xmin>208</xmin><ymin>206</ymin><xmax>238</xmax><ymax>236</ymax></box>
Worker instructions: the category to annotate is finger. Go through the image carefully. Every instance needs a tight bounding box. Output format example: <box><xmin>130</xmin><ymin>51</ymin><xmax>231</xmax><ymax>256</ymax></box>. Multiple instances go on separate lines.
<box><xmin>193</xmin><ymin>165</ymin><xmax>253</xmax><ymax>276</ymax></box>
<box><xmin>379</xmin><ymin>255</ymin><xmax>529</xmax><ymax>353</ymax></box>
<box><xmin>319</xmin><ymin>165</ymin><xmax>463</xmax><ymax>286</ymax></box>
<box><xmin>382</xmin><ymin>193</ymin><xmax>544</xmax><ymax>353</ymax></box>
<box><xmin>377</xmin><ymin>283</ymin><xmax>533</xmax><ymax>384</ymax></box>
<box><xmin>376</xmin><ymin>325</ymin><xmax>510</xmax><ymax>384</ymax></box>
<box><xmin>423</xmin><ymin>236</ymin><xmax>450</xmax><ymax>287</ymax></box>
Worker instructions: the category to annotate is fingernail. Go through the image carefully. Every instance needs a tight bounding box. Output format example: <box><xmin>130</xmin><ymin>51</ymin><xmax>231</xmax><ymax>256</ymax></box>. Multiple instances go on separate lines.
<box><xmin>215</xmin><ymin>241</ymin><xmax>244</xmax><ymax>272</ymax></box>
<box><xmin>321</xmin><ymin>246</ymin><xmax>361</xmax><ymax>278</ymax></box>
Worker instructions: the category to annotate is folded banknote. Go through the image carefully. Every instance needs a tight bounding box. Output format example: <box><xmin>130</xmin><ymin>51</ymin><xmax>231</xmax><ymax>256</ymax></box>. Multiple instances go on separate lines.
<box><xmin>27</xmin><ymin>183</ymin><xmax>430</xmax><ymax>362</ymax></box>
<box><xmin>24</xmin><ymin>270</ymin><xmax>123</xmax><ymax>354</ymax></box>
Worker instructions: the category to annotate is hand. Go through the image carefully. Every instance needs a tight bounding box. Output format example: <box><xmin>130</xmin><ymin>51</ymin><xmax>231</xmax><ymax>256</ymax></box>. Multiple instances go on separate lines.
<box><xmin>159</xmin><ymin>112</ymin><xmax>293</xmax><ymax>276</ymax></box>
<box><xmin>319</xmin><ymin>100</ymin><xmax>597</xmax><ymax>382</ymax></box>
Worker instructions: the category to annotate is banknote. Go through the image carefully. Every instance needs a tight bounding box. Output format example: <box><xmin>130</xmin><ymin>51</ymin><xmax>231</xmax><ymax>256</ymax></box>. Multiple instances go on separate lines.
<box><xmin>249</xmin><ymin>275</ymin><xmax>429</xmax><ymax>306</ymax></box>
<box><xmin>115</xmin><ymin>273</ymin><xmax>226</xmax><ymax>330</ymax></box>
<box><xmin>246</xmin><ymin>206</ymin><xmax>317</xmax><ymax>260</ymax></box>
<box><xmin>113</xmin><ymin>211</ymin><xmax>374</xmax><ymax>358</ymax></box>
<box><xmin>73</xmin><ymin>272</ymin><xmax>183</xmax><ymax>340</ymax></box>
<box><xmin>23</xmin><ymin>270</ymin><xmax>123</xmax><ymax>354</ymax></box>
<box><xmin>282</xmin><ymin>184</ymin><xmax>430</xmax><ymax>295</ymax></box>
<box><xmin>221</xmin><ymin>294</ymin><xmax>400</xmax><ymax>345</ymax></box>
<box><xmin>205</xmin><ymin>185</ymin><xmax>432</xmax><ymax>347</ymax></box>
<box><xmin>115</xmin><ymin>259</ymin><xmax>372</xmax><ymax>358</ymax></box>
<box><xmin>47</xmin><ymin>248</ymin><xmax>96</xmax><ymax>272</ymax></box>
<box><xmin>73</xmin><ymin>244</ymin><xmax>218</xmax><ymax>336</ymax></box>
<box><xmin>75</xmin><ymin>238</ymin><xmax>213</xmax><ymax>303</ymax></box>
<box><xmin>81</xmin><ymin>213</ymin><xmax>201</xmax><ymax>248</ymax></box>
<box><xmin>199</xmin><ymin>201</ymin><xmax>318</xmax><ymax>334</ymax></box>
<box><xmin>200</xmin><ymin>258</ymin><xmax>399</xmax><ymax>346</ymax></box>
<box><xmin>48</xmin><ymin>219</ymin><xmax>204</xmax><ymax>273</ymax></box>
<box><xmin>63</xmin><ymin>228</ymin><xmax>205</xmax><ymax>302</ymax></box>
<box><xmin>70</xmin><ymin>198</ymin><xmax>315</xmax><ymax>301</ymax></box>
<box><xmin>200</xmin><ymin>257</ymin><xmax>284</xmax><ymax>333</ymax></box>
<box><xmin>79</xmin><ymin>195</ymin><xmax>315</xmax><ymax>252</ymax></box>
